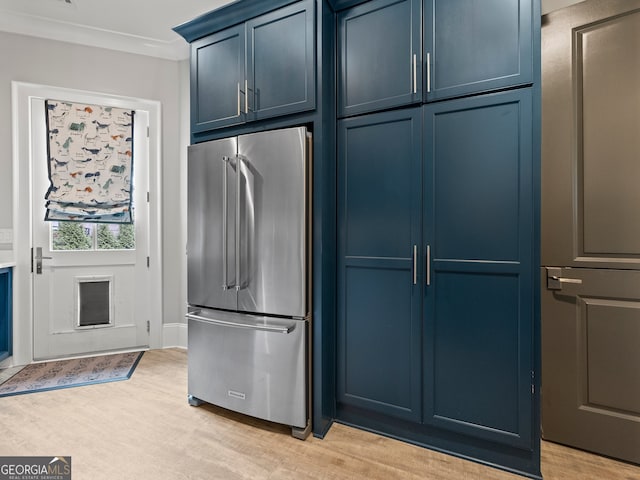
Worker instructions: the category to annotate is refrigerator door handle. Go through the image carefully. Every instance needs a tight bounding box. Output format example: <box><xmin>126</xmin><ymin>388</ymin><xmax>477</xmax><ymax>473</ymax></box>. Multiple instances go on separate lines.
<box><xmin>235</xmin><ymin>155</ymin><xmax>242</xmax><ymax>292</ymax></box>
<box><xmin>185</xmin><ymin>313</ymin><xmax>295</xmax><ymax>334</ymax></box>
<box><xmin>222</xmin><ymin>156</ymin><xmax>230</xmax><ymax>291</ymax></box>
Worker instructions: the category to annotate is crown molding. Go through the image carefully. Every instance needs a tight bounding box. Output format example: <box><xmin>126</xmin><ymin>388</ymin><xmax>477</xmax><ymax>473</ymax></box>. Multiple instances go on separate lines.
<box><xmin>0</xmin><ymin>9</ymin><xmax>189</xmax><ymax>61</ymax></box>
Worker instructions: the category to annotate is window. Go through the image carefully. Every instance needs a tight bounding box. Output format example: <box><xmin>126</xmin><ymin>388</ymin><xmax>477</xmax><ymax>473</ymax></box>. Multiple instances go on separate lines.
<box><xmin>51</xmin><ymin>222</ymin><xmax>135</xmax><ymax>251</ymax></box>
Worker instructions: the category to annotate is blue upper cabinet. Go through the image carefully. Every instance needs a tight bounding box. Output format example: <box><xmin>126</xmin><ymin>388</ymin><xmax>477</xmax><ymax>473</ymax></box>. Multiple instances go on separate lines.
<box><xmin>246</xmin><ymin>1</ymin><xmax>316</xmax><ymax>121</ymax></box>
<box><xmin>424</xmin><ymin>0</ymin><xmax>533</xmax><ymax>101</ymax></box>
<box><xmin>191</xmin><ymin>25</ymin><xmax>246</xmax><ymax>132</ymax></box>
<box><xmin>188</xmin><ymin>0</ymin><xmax>316</xmax><ymax>135</ymax></box>
<box><xmin>337</xmin><ymin>0</ymin><xmax>422</xmax><ymax>117</ymax></box>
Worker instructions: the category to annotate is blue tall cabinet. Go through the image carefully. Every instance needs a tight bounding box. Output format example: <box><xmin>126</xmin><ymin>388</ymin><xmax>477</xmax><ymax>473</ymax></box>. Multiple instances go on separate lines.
<box><xmin>336</xmin><ymin>0</ymin><xmax>540</xmax><ymax>478</ymax></box>
<box><xmin>337</xmin><ymin>108</ymin><xmax>423</xmax><ymax>423</ymax></box>
<box><xmin>423</xmin><ymin>89</ymin><xmax>535</xmax><ymax>451</ymax></box>
<box><xmin>176</xmin><ymin>0</ymin><xmax>540</xmax><ymax>477</ymax></box>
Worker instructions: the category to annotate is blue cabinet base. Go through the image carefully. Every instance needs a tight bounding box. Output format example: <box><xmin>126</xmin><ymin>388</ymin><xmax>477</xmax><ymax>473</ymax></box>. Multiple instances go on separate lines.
<box><xmin>337</xmin><ymin>404</ymin><xmax>541</xmax><ymax>479</ymax></box>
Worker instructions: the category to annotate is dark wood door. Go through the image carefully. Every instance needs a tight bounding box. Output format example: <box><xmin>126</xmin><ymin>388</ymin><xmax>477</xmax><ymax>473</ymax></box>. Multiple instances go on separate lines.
<box><xmin>541</xmin><ymin>0</ymin><xmax>640</xmax><ymax>464</ymax></box>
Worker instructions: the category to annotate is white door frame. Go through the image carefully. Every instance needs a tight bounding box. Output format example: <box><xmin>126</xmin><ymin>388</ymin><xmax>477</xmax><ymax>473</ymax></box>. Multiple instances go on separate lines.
<box><xmin>11</xmin><ymin>81</ymin><xmax>163</xmax><ymax>365</ymax></box>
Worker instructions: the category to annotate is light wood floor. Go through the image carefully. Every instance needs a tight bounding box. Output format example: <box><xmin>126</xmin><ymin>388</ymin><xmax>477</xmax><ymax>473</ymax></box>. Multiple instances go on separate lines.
<box><xmin>0</xmin><ymin>349</ymin><xmax>638</xmax><ymax>479</ymax></box>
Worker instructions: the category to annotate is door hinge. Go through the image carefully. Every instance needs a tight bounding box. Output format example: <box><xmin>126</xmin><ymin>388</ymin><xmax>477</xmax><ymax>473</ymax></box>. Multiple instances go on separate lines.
<box><xmin>147</xmin><ymin>126</ymin><xmax>150</xmax><ymax>138</ymax></box>
<box><xmin>147</xmin><ymin>191</ymin><xmax>150</xmax><ymax>203</ymax></box>
<box><xmin>147</xmin><ymin>256</ymin><xmax>150</xmax><ymax>268</ymax></box>
<box><xmin>30</xmin><ymin>247</ymin><xmax>33</xmax><ymax>273</ymax></box>
<box><xmin>531</xmin><ymin>371</ymin><xmax>535</xmax><ymax>395</ymax></box>
<box><xmin>147</xmin><ymin>320</ymin><xmax>150</xmax><ymax>333</ymax></box>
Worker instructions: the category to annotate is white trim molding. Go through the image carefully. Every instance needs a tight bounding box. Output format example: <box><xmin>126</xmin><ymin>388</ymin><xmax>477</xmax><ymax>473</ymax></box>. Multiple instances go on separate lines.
<box><xmin>0</xmin><ymin>10</ymin><xmax>189</xmax><ymax>60</ymax></box>
<box><xmin>162</xmin><ymin>323</ymin><xmax>188</xmax><ymax>349</ymax></box>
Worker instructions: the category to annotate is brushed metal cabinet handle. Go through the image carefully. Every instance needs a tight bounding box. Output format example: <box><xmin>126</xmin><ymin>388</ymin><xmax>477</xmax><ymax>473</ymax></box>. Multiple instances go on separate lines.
<box><xmin>245</xmin><ymin>79</ymin><xmax>249</xmax><ymax>114</ymax></box>
<box><xmin>413</xmin><ymin>245</ymin><xmax>418</xmax><ymax>285</ymax></box>
<box><xmin>413</xmin><ymin>54</ymin><xmax>417</xmax><ymax>94</ymax></box>
<box><xmin>426</xmin><ymin>52</ymin><xmax>431</xmax><ymax>93</ymax></box>
<box><xmin>426</xmin><ymin>244</ymin><xmax>431</xmax><ymax>286</ymax></box>
<box><xmin>237</xmin><ymin>82</ymin><xmax>241</xmax><ymax>117</ymax></box>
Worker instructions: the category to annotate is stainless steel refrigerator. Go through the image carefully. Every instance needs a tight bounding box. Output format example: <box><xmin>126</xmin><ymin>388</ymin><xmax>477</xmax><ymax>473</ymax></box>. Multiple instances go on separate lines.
<box><xmin>186</xmin><ymin>126</ymin><xmax>311</xmax><ymax>439</ymax></box>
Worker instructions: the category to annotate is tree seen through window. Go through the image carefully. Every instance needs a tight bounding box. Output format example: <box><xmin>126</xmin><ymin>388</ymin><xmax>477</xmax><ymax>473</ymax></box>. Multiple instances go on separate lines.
<box><xmin>52</xmin><ymin>222</ymin><xmax>135</xmax><ymax>251</ymax></box>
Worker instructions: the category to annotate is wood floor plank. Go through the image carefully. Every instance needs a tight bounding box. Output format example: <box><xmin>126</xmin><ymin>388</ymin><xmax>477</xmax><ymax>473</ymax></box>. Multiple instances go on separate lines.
<box><xmin>0</xmin><ymin>348</ymin><xmax>638</xmax><ymax>479</ymax></box>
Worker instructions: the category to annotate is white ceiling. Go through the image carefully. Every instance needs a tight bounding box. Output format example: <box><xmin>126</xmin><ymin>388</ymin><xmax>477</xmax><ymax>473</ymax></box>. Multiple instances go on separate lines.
<box><xmin>0</xmin><ymin>0</ymin><xmax>585</xmax><ymax>61</ymax></box>
<box><xmin>0</xmin><ymin>0</ymin><xmax>235</xmax><ymax>60</ymax></box>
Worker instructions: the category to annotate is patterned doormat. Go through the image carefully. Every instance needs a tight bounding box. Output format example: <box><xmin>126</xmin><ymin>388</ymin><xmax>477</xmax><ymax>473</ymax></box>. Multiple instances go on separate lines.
<box><xmin>0</xmin><ymin>351</ymin><xmax>143</xmax><ymax>397</ymax></box>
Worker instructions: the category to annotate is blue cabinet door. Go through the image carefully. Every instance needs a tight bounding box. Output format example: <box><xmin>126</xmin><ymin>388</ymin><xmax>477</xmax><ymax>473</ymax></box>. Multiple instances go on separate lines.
<box><xmin>337</xmin><ymin>108</ymin><xmax>422</xmax><ymax>422</ymax></box>
<box><xmin>190</xmin><ymin>0</ymin><xmax>315</xmax><ymax>134</ymax></box>
<box><xmin>191</xmin><ymin>25</ymin><xmax>246</xmax><ymax>132</ymax></box>
<box><xmin>246</xmin><ymin>0</ymin><xmax>316</xmax><ymax>121</ymax></box>
<box><xmin>424</xmin><ymin>0</ymin><xmax>533</xmax><ymax>101</ymax></box>
<box><xmin>337</xmin><ymin>0</ymin><xmax>422</xmax><ymax>117</ymax></box>
<box><xmin>423</xmin><ymin>89</ymin><xmax>534</xmax><ymax>448</ymax></box>
<box><xmin>0</xmin><ymin>268</ymin><xmax>12</xmax><ymax>362</ymax></box>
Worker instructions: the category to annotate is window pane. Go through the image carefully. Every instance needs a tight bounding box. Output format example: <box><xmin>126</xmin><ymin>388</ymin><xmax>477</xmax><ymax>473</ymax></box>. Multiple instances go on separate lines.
<box><xmin>51</xmin><ymin>222</ymin><xmax>94</xmax><ymax>251</ymax></box>
<box><xmin>97</xmin><ymin>223</ymin><xmax>135</xmax><ymax>250</ymax></box>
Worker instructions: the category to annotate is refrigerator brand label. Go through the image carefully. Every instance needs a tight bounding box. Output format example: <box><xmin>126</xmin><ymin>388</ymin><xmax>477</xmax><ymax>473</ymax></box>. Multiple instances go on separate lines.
<box><xmin>228</xmin><ymin>390</ymin><xmax>246</xmax><ymax>400</ymax></box>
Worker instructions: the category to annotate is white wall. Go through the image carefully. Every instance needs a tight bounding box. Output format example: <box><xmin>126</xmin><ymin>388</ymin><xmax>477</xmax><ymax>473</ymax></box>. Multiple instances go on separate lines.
<box><xmin>0</xmin><ymin>31</ymin><xmax>189</xmax><ymax>326</ymax></box>
<box><xmin>542</xmin><ymin>0</ymin><xmax>585</xmax><ymax>15</ymax></box>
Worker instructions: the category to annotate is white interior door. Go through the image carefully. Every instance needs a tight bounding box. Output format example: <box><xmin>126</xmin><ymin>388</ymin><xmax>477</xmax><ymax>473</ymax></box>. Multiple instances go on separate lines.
<box><xmin>31</xmin><ymin>97</ymin><xmax>150</xmax><ymax>360</ymax></box>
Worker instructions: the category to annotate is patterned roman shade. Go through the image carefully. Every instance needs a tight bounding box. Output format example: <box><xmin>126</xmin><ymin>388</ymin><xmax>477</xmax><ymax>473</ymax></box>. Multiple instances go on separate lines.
<box><xmin>45</xmin><ymin>100</ymin><xmax>134</xmax><ymax>223</ymax></box>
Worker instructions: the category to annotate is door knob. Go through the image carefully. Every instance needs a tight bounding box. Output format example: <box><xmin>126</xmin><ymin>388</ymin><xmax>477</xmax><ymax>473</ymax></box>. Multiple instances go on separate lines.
<box><xmin>34</xmin><ymin>247</ymin><xmax>52</xmax><ymax>275</ymax></box>
<box><xmin>546</xmin><ymin>267</ymin><xmax>582</xmax><ymax>291</ymax></box>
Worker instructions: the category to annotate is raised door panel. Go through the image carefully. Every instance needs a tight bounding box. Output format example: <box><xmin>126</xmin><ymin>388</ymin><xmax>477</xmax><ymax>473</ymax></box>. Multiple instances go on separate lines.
<box><xmin>191</xmin><ymin>25</ymin><xmax>245</xmax><ymax>133</ymax></box>
<box><xmin>541</xmin><ymin>267</ymin><xmax>640</xmax><ymax>464</ymax></box>
<box><xmin>337</xmin><ymin>108</ymin><xmax>422</xmax><ymax>422</ymax></box>
<box><xmin>542</xmin><ymin>4</ymin><xmax>640</xmax><ymax>269</ymax></box>
<box><xmin>424</xmin><ymin>0</ymin><xmax>533</xmax><ymax>101</ymax></box>
<box><xmin>337</xmin><ymin>0</ymin><xmax>422</xmax><ymax>117</ymax></box>
<box><xmin>246</xmin><ymin>0</ymin><xmax>316</xmax><ymax>121</ymax></box>
<box><xmin>423</xmin><ymin>89</ymin><xmax>534</xmax><ymax>449</ymax></box>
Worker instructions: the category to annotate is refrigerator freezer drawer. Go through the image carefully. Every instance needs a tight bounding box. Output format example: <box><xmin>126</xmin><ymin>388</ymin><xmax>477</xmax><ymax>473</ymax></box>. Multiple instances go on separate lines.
<box><xmin>187</xmin><ymin>310</ymin><xmax>307</xmax><ymax>429</ymax></box>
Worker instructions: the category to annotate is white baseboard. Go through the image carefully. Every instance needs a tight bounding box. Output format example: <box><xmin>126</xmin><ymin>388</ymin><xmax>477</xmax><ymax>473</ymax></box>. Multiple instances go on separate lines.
<box><xmin>162</xmin><ymin>322</ymin><xmax>187</xmax><ymax>349</ymax></box>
